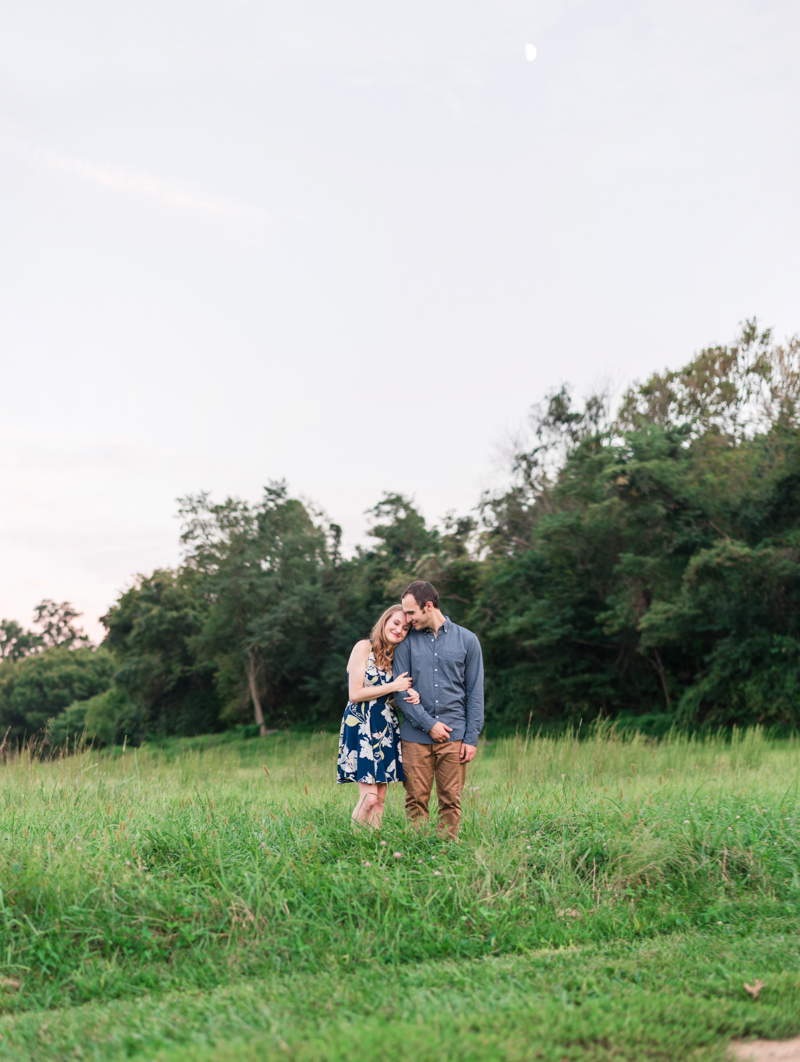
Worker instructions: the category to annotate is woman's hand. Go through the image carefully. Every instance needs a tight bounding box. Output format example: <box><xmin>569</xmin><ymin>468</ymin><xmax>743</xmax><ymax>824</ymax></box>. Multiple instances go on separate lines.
<box><xmin>404</xmin><ymin>687</ymin><xmax>420</xmax><ymax>705</ymax></box>
<box><xmin>391</xmin><ymin>671</ymin><xmax>413</xmax><ymax>693</ymax></box>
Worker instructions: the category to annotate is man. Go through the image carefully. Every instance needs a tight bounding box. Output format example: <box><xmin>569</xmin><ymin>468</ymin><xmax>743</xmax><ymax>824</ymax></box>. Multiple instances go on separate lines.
<box><xmin>391</xmin><ymin>580</ymin><xmax>484</xmax><ymax>838</ymax></box>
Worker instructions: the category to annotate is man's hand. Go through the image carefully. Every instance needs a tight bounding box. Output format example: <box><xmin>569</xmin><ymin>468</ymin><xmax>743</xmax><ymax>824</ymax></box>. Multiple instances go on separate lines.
<box><xmin>459</xmin><ymin>742</ymin><xmax>477</xmax><ymax>763</ymax></box>
<box><xmin>428</xmin><ymin>721</ymin><xmax>452</xmax><ymax>743</ymax></box>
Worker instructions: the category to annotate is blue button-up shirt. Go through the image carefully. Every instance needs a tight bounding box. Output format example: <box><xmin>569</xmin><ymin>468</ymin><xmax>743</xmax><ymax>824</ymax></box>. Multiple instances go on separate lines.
<box><xmin>391</xmin><ymin>618</ymin><xmax>484</xmax><ymax>746</ymax></box>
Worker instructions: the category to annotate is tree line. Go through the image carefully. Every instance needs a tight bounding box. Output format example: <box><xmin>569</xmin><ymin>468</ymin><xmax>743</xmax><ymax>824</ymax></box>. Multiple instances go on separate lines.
<box><xmin>2</xmin><ymin>320</ymin><xmax>799</xmax><ymax>747</ymax></box>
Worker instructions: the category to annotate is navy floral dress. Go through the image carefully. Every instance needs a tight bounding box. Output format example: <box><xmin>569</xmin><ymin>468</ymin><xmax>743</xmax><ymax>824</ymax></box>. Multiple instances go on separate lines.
<box><xmin>337</xmin><ymin>650</ymin><xmax>405</xmax><ymax>785</ymax></box>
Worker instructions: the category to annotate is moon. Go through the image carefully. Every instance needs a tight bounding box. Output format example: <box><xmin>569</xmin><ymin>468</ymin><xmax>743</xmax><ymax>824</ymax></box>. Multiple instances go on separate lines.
<box><xmin>525</xmin><ymin>43</ymin><xmax>537</xmax><ymax>61</ymax></box>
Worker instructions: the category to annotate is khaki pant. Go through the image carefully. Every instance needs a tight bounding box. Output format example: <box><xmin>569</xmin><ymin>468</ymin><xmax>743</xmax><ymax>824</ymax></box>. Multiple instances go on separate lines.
<box><xmin>402</xmin><ymin>740</ymin><xmax>466</xmax><ymax>839</ymax></box>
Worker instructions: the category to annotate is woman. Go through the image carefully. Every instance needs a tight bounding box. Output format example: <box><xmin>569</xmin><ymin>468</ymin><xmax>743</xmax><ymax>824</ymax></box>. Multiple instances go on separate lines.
<box><xmin>337</xmin><ymin>604</ymin><xmax>420</xmax><ymax>828</ymax></box>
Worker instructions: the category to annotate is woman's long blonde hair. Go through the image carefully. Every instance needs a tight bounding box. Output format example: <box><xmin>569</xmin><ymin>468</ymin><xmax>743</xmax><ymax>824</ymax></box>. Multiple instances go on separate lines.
<box><xmin>370</xmin><ymin>605</ymin><xmax>406</xmax><ymax>672</ymax></box>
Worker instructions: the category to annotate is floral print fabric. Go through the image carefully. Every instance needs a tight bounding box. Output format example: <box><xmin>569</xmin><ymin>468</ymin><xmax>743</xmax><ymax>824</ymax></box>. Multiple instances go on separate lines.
<box><xmin>337</xmin><ymin>650</ymin><xmax>405</xmax><ymax>784</ymax></box>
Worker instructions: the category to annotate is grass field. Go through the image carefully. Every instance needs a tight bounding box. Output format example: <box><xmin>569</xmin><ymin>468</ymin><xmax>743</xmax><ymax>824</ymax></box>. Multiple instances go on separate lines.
<box><xmin>0</xmin><ymin>724</ymin><xmax>798</xmax><ymax>1060</ymax></box>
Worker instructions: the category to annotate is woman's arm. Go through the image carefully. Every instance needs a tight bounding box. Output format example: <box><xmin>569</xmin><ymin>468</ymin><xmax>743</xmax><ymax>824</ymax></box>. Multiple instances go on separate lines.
<box><xmin>347</xmin><ymin>640</ymin><xmax>412</xmax><ymax>703</ymax></box>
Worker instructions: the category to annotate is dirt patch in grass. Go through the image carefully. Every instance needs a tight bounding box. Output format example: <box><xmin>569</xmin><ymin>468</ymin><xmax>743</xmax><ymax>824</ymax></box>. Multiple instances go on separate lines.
<box><xmin>731</xmin><ymin>1037</ymin><xmax>800</xmax><ymax>1061</ymax></box>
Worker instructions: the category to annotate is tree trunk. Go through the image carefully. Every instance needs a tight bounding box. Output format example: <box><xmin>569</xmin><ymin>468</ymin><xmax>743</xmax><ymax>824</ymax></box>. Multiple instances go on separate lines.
<box><xmin>653</xmin><ymin>648</ymin><xmax>671</xmax><ymax>709</ymax></box>
<box><xmin>245</xmin><ymin>649</ymin><xmax>267</xmax><ymax>736</ymax></box>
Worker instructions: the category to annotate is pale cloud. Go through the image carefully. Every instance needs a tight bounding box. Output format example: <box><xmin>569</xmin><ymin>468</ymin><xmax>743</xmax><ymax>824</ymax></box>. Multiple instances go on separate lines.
<box><xmin>0</xmin><ymin>119</ymin><xmax>271</xmax><ymax>229</ymax></box>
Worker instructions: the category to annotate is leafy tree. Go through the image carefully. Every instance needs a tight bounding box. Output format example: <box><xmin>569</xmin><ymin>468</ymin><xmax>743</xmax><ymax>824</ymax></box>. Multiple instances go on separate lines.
<box><xmin>101</xmin><ymin>569</ymin><xmax>220</xmax><ymax>737</ymax></box>
<box><xmin>0</xmin><ymin>647</ymin><xmax>115</xmax><ymax>741</ymax></box>
<box><xmin>639</xmin><ymin>536</ymin><xmax>800</xmax><ymax>725</ymax></box>
<box><xmin>617</xmin><ymin>319</ymin><xmax>800</xmax><ymax>438</ymax></box>
<box><xmin>0</xmin><ymin>599</ymin><xmax>89</xmax><ymax>664</ymax></box>
<box><xmin>364</xmin><ymin>493</ymin><xmax>439</xmax><ymax>581</ymax></box>
<box><xmin>179</xmin><ymin>483</ymin><xmax>339</xmax><ymax>732</ymax></box>
<box><xmin>31</xmin><ymin>600</ymin><xmax>91</xmax><ymax>650</ymax></box>
<box><xmin>49</xmin><ymin>686</ymin><xmax>143</xmax><ymax>747</ymax></box>
<box><xmin>473</xmin><ymin>321</ymin><xmax>800</xmax><ymax>728</ymax></box>
<box><xmin>0</xmin><ymin>620</ymin><xmax>40</xmax><ymax>662</ymax></box>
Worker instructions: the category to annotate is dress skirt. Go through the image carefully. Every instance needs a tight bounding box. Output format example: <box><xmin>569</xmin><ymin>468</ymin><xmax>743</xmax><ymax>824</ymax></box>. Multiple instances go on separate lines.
<box><xmin>337</xmin><ymin>696</ymin><xmax>405</xmax><ymax>784</ymax></box>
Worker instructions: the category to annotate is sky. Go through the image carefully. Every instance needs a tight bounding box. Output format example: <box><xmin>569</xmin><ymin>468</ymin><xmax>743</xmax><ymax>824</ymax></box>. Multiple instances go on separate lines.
<box><xmin>2</xmin><ymin>0</ymin><xmax>799</xmax><ymax>641</ymax></box>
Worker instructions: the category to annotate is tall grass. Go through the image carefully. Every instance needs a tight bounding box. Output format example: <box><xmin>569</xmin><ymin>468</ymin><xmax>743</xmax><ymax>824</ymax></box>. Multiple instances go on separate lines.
<box><xmin>1</xmin><ymin>726</ymin><xmax>798</xmax><ymax>1014</ymax></box>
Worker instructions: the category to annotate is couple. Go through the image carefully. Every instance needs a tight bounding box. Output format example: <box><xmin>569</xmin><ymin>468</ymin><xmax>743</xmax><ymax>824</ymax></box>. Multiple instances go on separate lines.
<box><xmin>336</xmin><ymin>580</ymin><xmax>484</xmax><ymax>839</ymax></box>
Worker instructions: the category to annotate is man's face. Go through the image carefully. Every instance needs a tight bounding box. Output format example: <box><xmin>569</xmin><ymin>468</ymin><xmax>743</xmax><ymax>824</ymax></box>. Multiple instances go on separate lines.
<box><xmin>402</xmin><ymin>594</ymin><xmax>434</xmax><ymax>631</ymax></box>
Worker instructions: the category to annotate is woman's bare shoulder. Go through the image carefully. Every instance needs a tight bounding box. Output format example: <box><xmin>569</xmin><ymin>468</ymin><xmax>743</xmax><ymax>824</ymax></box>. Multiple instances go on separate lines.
<box><xmin>346</xmin><ymin>637</ymin><xmax>371</xmax><ymax>662</ymax></box>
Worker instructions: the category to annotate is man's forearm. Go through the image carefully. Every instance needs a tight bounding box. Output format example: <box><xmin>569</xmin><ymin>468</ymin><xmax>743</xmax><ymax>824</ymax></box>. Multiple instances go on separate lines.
<box><xmin>463</xmin><ymin>643</ymin><xmax>485</xmax><ymax>746</ymax></box>
<box><xmin>460</xmin><ymin>692</ymin><xmax>480</xmax><ymax>762</ymax></box>
<box><xmin>463</xmin><ymin>714</ymin><xmax>483</xmax><ymax>747</ymax></box>
<box><xmin>399</xmin><ymin>700</ymin><xmax>437</xmax><ymax>734</ymax></box>
<box><xmin>464</xmin><ymin>687</ymin><xmax>484</xmax><ymax>744</ymax></box>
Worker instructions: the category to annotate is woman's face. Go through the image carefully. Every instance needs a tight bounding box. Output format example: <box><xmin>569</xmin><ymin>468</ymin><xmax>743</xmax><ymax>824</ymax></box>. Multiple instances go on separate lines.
<box><xmin>384</xmin><ymin>610</ymin><xmax>410</xmax><ymax>644</ymax></box>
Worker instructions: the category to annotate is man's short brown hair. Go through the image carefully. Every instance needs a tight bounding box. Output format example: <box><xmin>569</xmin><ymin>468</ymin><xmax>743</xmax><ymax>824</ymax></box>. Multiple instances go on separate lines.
<box><xmin>402</xmin><ymin>580</ymin><xmax>439</xmax><ymax>610</ymax></box>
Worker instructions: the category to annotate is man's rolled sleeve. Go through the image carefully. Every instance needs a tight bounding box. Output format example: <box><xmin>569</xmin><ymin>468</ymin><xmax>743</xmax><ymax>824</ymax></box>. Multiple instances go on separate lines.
<box><xmin>463</xmin><ymin>634</ymin><xmax>485</xmax><ymax>746</ymax></box>
<box><xmin>400</xmin><ymin>700</ymin><xmax>437</xmax><ymax>734</ymax></box>
<box><xmin>392</xmin><ymin>640</ymin><xmax>436</xmax><ymax>734</ymax></box>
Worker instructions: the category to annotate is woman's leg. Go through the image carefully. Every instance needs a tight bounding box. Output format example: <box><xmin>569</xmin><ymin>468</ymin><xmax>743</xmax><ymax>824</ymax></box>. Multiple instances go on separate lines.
<box><xmin>352</xmin><ymin>782</ymin><xmax>380</xmax><ymax>828</ymax></box>
<box><xmin>371</xmin><ymin>784</ymin><xmax>388</xmax><ymax>828</ymax></box>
